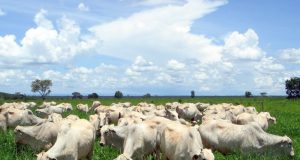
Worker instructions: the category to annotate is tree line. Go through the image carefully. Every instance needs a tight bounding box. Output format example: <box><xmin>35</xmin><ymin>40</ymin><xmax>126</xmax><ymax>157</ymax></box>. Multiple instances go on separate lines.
<box><xmin>2</xmin><ymin>77</ymin><xmax>300</xmax><ymax>100</ymax></box>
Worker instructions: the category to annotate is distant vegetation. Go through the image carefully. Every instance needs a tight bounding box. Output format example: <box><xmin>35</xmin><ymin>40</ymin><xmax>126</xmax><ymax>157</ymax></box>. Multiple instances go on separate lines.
<box><xmin>31</xmin><ymin>79</ymin><xmax>52</xmax><ymax>99</ymax></box>
<box><xmin>114</xmin><ymin>91</ymin><xmax>123</xmax><ymax>98</ymax></box>
<box><xmin>285</xmin><ymin>77</ymin><xmax>300</xmax><ymax>99</ymax></box>
<box><xmin>191</xmin><ymin>90</ymin><xmax>195</xmax><ymax>98</ymax></box>
<box><xmin>245</xmin><ymin>91</ymin><xmax>252</xmax><ymax>98</ymax></box>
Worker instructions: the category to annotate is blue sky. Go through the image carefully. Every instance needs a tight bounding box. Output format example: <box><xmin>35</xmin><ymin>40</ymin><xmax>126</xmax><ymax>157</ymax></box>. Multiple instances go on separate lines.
<box><xmin>0</xmin><ymin>0</ymin><xmax>299</xmax><ymax>96</ymax></box>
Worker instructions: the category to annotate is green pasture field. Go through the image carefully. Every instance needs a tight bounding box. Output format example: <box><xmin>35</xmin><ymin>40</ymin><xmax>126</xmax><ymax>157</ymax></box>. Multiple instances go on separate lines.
<box><xmin>0</xmin><ymin>97</ymin><xmax>299</xmax><ymax>160</ymax></box>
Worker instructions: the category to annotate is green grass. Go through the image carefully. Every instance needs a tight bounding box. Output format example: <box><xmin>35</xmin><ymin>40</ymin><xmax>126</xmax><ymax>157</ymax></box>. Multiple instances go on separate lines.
<box><xmin>0</xmin><ymin>97</ymin><xmax>299</xmax><ymax>160</ymax></box>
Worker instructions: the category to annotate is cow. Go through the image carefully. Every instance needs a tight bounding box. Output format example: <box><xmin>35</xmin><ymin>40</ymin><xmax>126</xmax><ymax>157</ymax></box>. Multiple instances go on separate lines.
<box><xmin>77</xmin><ymin>104</ymin><xmax>89</xmax><ymax>113</ymax></box>
<box><xmin>236</xmin><ymin>112</ymin><xmax>276</xmax><ymax>130</ymax></box>
<box><xmin>37</xmin><ymin>119</ymin><xmax>95</xmax><ymax>160</ymax></box>
<box><xmin>199</xmin><ymin>120</ymin><xmax>294</xmax><ymax>157</ymax></box>
<box><xmin>89</xmin><ymin>113</ymin><xmax>108</xmax><ymax>136</ymax></box>
<box><xmin>90</xmin><ymin>101</ymin><xmax>101</xmax><ymax>112</ymax></box>
<box><xmin>0</xmin><ymin>108</ymin><xmax>44</xmax><ymax>132</ymax></box>
<box><xmin>14</xmin><ymin>121</ymin><xmax>59</xmax><ymax>150</ymax></box>
<box><xmin>159</xmin><ymin>123</ymin><xmax>209</xmax><ymax>160</ymax></box>
<box><xmin>47</xmin><ymin>113</ymin><xmax>63</xmax><ymax>123</ymax></box>
<box><xmin>176</xmin><ymin>103</ymin><xmax>202</xmax><ymax>122</ymax></box>
<box><xmin>100</xmin><ymin>124</ymin><xmax>125</xmax><ymax>151</ymax></box>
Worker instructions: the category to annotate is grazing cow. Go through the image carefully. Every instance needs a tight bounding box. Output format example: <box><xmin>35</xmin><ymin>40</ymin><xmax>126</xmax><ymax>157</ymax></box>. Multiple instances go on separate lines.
<box><xmin>37</xmin><ymin>119</ymin><xmax>95</xmax><ymax>160</ymax></box>
<box><xmin>90</xmin><ymin>101</ymin><xmax>101</xmax><ymax>112</ymax></box>
<box><xmin>77</xmin><ymin>104</ymin><xmax>89</xmax><ymax>113</ymax></box>
<box><xmin>114</xmin><ymin>120</ymin><xmax>161</xmax><ymax>160</ymax></box>
<box><xmin>100</xmin><ymin>124</ymin><xmax>125</xmax><ymax>151</ymax></box>
<box><xmin>47</xmin><ymin>113</ymin><xmax>63</xmax><ymax>123</ymax></box>
<box><xmin>14</xmin><ymin>121</ymin><xmax>59</xmax><ymax>150</ymax></box>
<box><xmin>199</xmin><ymin>120</ymin><xmax>294</xmax><ymax>157</ymax></box>
<box><xmin>202</xmin><ymin>111</ymin><xmax>236</xmax><ymax>123</ymax></box>
<box><xmin>36</xmin><ymin>106</ymin><xmax>66</xmax><ymax>118</ymax></box>
<box><xmin>236</xmin><ymin>112</ymin><xmax>276</xmax><ymax>130</ymax></box>
<box><xmin>159</xmin><ymin>123</ymin><xmax>208</xmax><ymax>160</ymax></box>
<box><xmin>176</xmin><ymin>103</ymin><xmax>202</xmax><ymax>122</ymax></box>
<box><xmin>0</xmin><ymin>108</ymin><xmax>44</xmax><ymax>131</ymax></box>
<box><xmin>39</xmin><ymin>101</ymin><xmax>56</xmax><ymax>109</ymax></box>
<box><xmin>89</xmin><ymin>113</ymin><xmax>108</xmax><ymax>136</ymax></box>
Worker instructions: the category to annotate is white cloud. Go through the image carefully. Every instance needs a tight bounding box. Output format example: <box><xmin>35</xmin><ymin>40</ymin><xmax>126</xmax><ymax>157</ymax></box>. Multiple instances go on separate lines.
<box><xmin>78</xmin><ymin>3</ymin><xmax>90</xmax><ymax>12</ymax></box>
<box><xmin>0</xmin><ymin>9</ymin><xmax>96</xmax><ymax>65</ymax></box>
<box><xmin>90</xmin><ymin>0</ymin><xmax>227</xmax><ymax>63</ymax></box>
<box><xmin>126</xmin><ymin>56</ymin><xmax>159</xmax><ymax>76</ymax></box>
<box><xmin>167</xmin><ymin>59</ymin><xmax>185</xmax><ymax>70</ymax></box>
<box><xmin>279</xmin><ymin>48</ymin><xmax>300</xmax><ymax>63</ymax></box>
<box><xmin>224</xmin><ymin>29</ymin><xmax>264</xmax><ymax>60</ymax></box>
<box><xmin>255</xmin><ymin>56</ymin><xmax>284</xmax><ymax>74</ymax></box>
<box><xmin>0</xmin><ymin>9</ymin><xmax>6</xmax><ymax>16</ymax></box>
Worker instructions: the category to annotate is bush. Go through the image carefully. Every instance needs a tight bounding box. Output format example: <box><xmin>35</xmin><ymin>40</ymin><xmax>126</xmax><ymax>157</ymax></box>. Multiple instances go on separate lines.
<box><xmin>285</xmin><ymin>77</ymin><xmax>300</xmax><ymax>99</ymax></box>
<box><xmin>143</xmin><ymin>93</ymin><xmax>151</xmax><ymax>98</ymax></box>
<box><xmin>245</xmin><ymin>91</ymin><xmax>252</xmax><ymax>98</ymax></box>
<box><xmin>191</xmin><ymin>90</ymin><xmax>195</xmax><ymax>98</ymax></box>
<box><xmin>88</xmin><ymin>93</ymin><xmax>99</xmax><ymax>99</ymax></box>
<box><xmin>114</xmin><ymin>91</ymin><xmax>123</xmax><ymax>99</ymax></box>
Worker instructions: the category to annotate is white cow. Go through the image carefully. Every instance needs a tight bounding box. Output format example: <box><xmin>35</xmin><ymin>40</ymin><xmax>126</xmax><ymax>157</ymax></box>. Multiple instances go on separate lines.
<box><xmin>0</xmin><ymin>108</ymin><xmax>44</xmax><ymax>131</ymax></box>
<box><xmin>176</xmin><ymin>103</ymin><xmax>202</xmax><ymax>122</ymax></box>
<box><xmin>14</xmin><ymin>121</ymin><xmax>59</xmax><ymax>150</ymax></box>
<box><xmin>199</xmin><ymin>120</ymin><xmax>294</xmax><ymax>157</ymax></box>
<box><xmin>236</xmin><ymin>112</ymin><xmax>276</xmax><ymax>130</ymax></box>
<box><xmin>159</xmin><ymin>123</ymin><xmax>209</xmax><ymax>160</ymax></box>
<box><xmin>37</xmin><ymin>119</ymin><xmax>95</xmax><ymax>160</ymax></box>
<box><xmin>77</xmin><ymin>104</ymin><xmax>89</xmax><ymax>113</ymax></box>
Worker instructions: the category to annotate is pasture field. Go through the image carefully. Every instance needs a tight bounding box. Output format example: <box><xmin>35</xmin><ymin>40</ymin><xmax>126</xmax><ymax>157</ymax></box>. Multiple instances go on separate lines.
<box><xmin>0</xmin><ymin>97</ymin><xmax>299</xmax><ymax>160</ymax></box>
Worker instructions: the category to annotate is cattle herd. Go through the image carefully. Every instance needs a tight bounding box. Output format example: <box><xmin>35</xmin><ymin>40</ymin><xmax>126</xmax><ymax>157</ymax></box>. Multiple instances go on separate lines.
<box><xmin>0</xmin><ymin>101</ymin><xmax>294</xmax><ymax>160</ymax></box>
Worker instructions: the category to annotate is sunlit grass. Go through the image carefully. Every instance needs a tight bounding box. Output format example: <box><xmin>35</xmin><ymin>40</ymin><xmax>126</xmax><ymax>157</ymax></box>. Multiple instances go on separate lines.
<box><xmin>0</xmin><ymin>97</ymin><xmax>299</xmax><ymax>159</ymax></box>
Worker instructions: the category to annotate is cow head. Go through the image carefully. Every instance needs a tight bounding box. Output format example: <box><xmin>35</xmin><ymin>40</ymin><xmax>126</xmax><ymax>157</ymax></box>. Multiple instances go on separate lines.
<box><xmin>99</xmin><ymin>125</ymin><xmax>115</xmax><ymax>146</ymax></box>
<box><xmin>165</xmin><ymin>108</ymin><xmax>179</xmax><ymax>120</ymax></box>
<box><xmin>279</xmin><ymin>135</ymin><xmax>294</xmax><ymax>157</ymax></box>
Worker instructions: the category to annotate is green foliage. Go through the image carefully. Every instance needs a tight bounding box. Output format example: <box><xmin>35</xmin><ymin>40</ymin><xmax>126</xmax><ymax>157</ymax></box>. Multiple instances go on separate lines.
<box><xmin>143</xmin><ymin>93</ymin><xmax>151</xmax><ymax>98</ymax></box>
<box><xmin>191</xmin><ymin>90</ymin><xmax>195</xmax><ymax>98</ymax></box>
<box><xmin>88</xmin><ymin>93</ymin><xmax>99</xmax><ymax>99</ymax></box>
<box><xmin>286</xmin><ymin>77</ymin><xmax>300</xmax><ymax>99</ymax></box>
<box><xmin>114</xmin><ymin>91</ymin><xmax>123</xmax><ymax>99</ymax></box>
<box><xmin>31</xmin><ymin>79</ymin><xmax>52</xmax><ymax>99</ymax></box>
<box><xmin>245</xmin><ymin>91</ymin><xmax>252</xmax><ymax>98</ymax></box>
<box><xmin>72</xmin><ymin>92</ymin><xmax>83</xmax><ymax>99</ymax></box>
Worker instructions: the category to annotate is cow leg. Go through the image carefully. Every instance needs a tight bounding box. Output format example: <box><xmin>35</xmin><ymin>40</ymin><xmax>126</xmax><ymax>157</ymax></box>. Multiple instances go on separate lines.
<box><xmin>86</xmin><ymin>149</ymin><xmax>93</xmax><ymax>160</ymax></box>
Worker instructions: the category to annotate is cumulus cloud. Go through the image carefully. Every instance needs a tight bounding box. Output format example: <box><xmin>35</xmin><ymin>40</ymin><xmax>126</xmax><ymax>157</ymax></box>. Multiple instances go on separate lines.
<box><xmin>78</xmin><ymin>3</ymin><xmax>90</xmax><ymax>12</ymax></box>
<box><xmin>279</xmin><ymin>48</ymin><xmax>300</xmax><ymax>63</ymax></box>
<box><xmin>0</xmin><ymin>9</ymin><xmax>6</xmax><ymax>16</ymax></box>
<box><xmin>90</xmin><ymin>0</ymin><xmax>227</xmax><ymax>63</ymax></box>
<box><xmin>0</xmin><ymin>9</ymin><xmax>96</xmax><ymax>65</ymax></box>
<box><xmin>167</xmin><ymin>59</ymin><xmax>185</xmax><ymax>70</ymax></box>
<box><xmin>126</xmin><ymin>56</ymin><xmax>159</xmax><ymax>76</ymax></box>
<box><xmin>224</xmin><ymin>29</ymin><xmax>264</xmax><ymax>60</ymax></box>
<box><xmin>254</xmin><ymin>57</ymin><xmax>284</xmax><ymax>74</ymax></box>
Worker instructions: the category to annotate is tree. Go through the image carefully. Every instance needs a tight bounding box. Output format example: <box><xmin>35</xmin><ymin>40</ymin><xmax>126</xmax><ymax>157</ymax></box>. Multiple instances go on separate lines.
<box><xmin>72</xmin><ymin>92</ymin><xmax>82</xmax><ymax>99</ymax></box>
<box><xmin>245</xmin><ymin>91</ymin><xmax>252</xmax><ymax>98</ymax></box>
<box><xmin>285</xmin><ymin>77</ymin><xmax>300</xmax><ymax>99</ymax></box>
<box><xmin>31</xmin><ymin>79</ymin><xmax>52</xmax><ymax>99</ymax></box>
<box><xmin>260</xmin><ymin>92</ymin><xmax>267</xmax><ymax>97</ymax></box>
<box><xmin>114</xmin><ymin>91</ymin><xmax>123</xmax><ymax>99</ymax></box>
<box><xmin>143</xmin><ymin>93</ymin><xmax>151</xmax><ymax>98</ymax></box>
<box><xmin>88</xmin><ymin>93</ymin><xmax>99</xmax><ymax>99</ymax></box>
<box><xmin>191</xmin><ymin>90</ymin><xmax>195</xmax><ymax>98</ymax></box>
